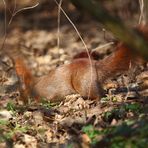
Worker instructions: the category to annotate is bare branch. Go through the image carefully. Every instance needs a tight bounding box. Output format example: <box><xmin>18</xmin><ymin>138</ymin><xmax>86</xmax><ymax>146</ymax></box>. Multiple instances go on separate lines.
<box><xmin>0</xmin><ymin>1</ymin><xmax>39</xmax><ymax>51</ymax></box>
<box><xmin>8</xmin><ymin>2</ymin><xmax>39</xmax><ymax>25</ymax></box>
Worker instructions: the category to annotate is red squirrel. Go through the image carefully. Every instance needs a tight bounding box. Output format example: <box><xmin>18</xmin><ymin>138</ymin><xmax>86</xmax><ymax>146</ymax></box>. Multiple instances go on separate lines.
<box><xmin>13</xmin><ymin>26</ymin><xmax>146</xmax><ymax>103</ymax></box>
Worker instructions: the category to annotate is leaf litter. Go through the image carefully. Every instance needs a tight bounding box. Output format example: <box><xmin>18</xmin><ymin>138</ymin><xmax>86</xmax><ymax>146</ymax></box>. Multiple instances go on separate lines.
<box><xmin>0</xmin><ymin>0</ymin><xmax>148</xmax><ymax>147</ymax></box>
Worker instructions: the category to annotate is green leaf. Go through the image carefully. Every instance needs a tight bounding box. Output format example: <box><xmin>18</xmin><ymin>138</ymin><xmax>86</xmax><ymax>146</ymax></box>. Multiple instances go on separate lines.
<box><xmin>6</xmin><ymin>102</ymin><xmax>16</xmax><ymax>112</ymax></box>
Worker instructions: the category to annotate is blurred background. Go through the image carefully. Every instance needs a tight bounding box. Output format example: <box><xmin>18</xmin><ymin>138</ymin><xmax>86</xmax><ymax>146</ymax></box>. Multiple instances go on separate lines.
<box><xmin>0</xmin><ymin>0</ymin><xmax>144</xmax><ymax>81</ymax></box>
<box><xmin>0</xmin><ymin>0</ymin><xmax>140</xmax><ymax>31</ymax></box>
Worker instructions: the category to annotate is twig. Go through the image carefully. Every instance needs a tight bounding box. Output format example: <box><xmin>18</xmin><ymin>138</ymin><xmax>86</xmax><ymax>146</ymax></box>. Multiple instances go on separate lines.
<box><xmin>54</xmin><ymin>0</ymin><xmax>93</xmax><ymax>100</ymax></box>
<box><xmin>57</xmin><ymin>0</ymin><xmax>63</xmax><ymax>50</ymax></box>
<box><xmin>91</xmin><ymin>42</ymin><xmax>114</xmax><ymax>53</ymax></box>
<box><xmin>139</xmin><ymin>0</ymin><xmax>145</xmax><ymax>25</ymax></box>
<box><xmin>0</xmin><ymin>1</ymin><xmax>39</xmax><ymax>51</ymax></box>
<box><xmin>8</xmin><ymin>3</ymin><xmax>39</xmax><ymax>25</ymax></box>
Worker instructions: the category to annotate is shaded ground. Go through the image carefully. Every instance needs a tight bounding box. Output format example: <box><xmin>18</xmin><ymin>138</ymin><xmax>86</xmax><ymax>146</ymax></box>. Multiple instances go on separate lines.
<box><xmin>0</xmin><ymin>1</ymin><xmax>148</xmax><ymax>147</ymax></box>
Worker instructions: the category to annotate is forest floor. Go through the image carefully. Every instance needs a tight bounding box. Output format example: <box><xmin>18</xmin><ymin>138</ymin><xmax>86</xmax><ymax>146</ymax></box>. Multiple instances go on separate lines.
<box><xmin>0</xmin><ymin>1</ymin><xmax>148</xmax><ymax>147</ymax></box>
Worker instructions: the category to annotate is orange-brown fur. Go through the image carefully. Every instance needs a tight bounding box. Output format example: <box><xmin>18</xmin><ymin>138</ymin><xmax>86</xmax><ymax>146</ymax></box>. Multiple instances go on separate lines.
<box><xmin>14</xmin><ymin>58</ymin><xmax>38</xmax><ymax>102</ymax></box>
<box><xmin>13</xmin><ymin>27</ymin><xmax>146</xmax><ymax>103</ymax></box>
<box><xmin>13</xmin><ymin>45</ymin><xmax>141</xmax><ymax>103</ymax></box>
